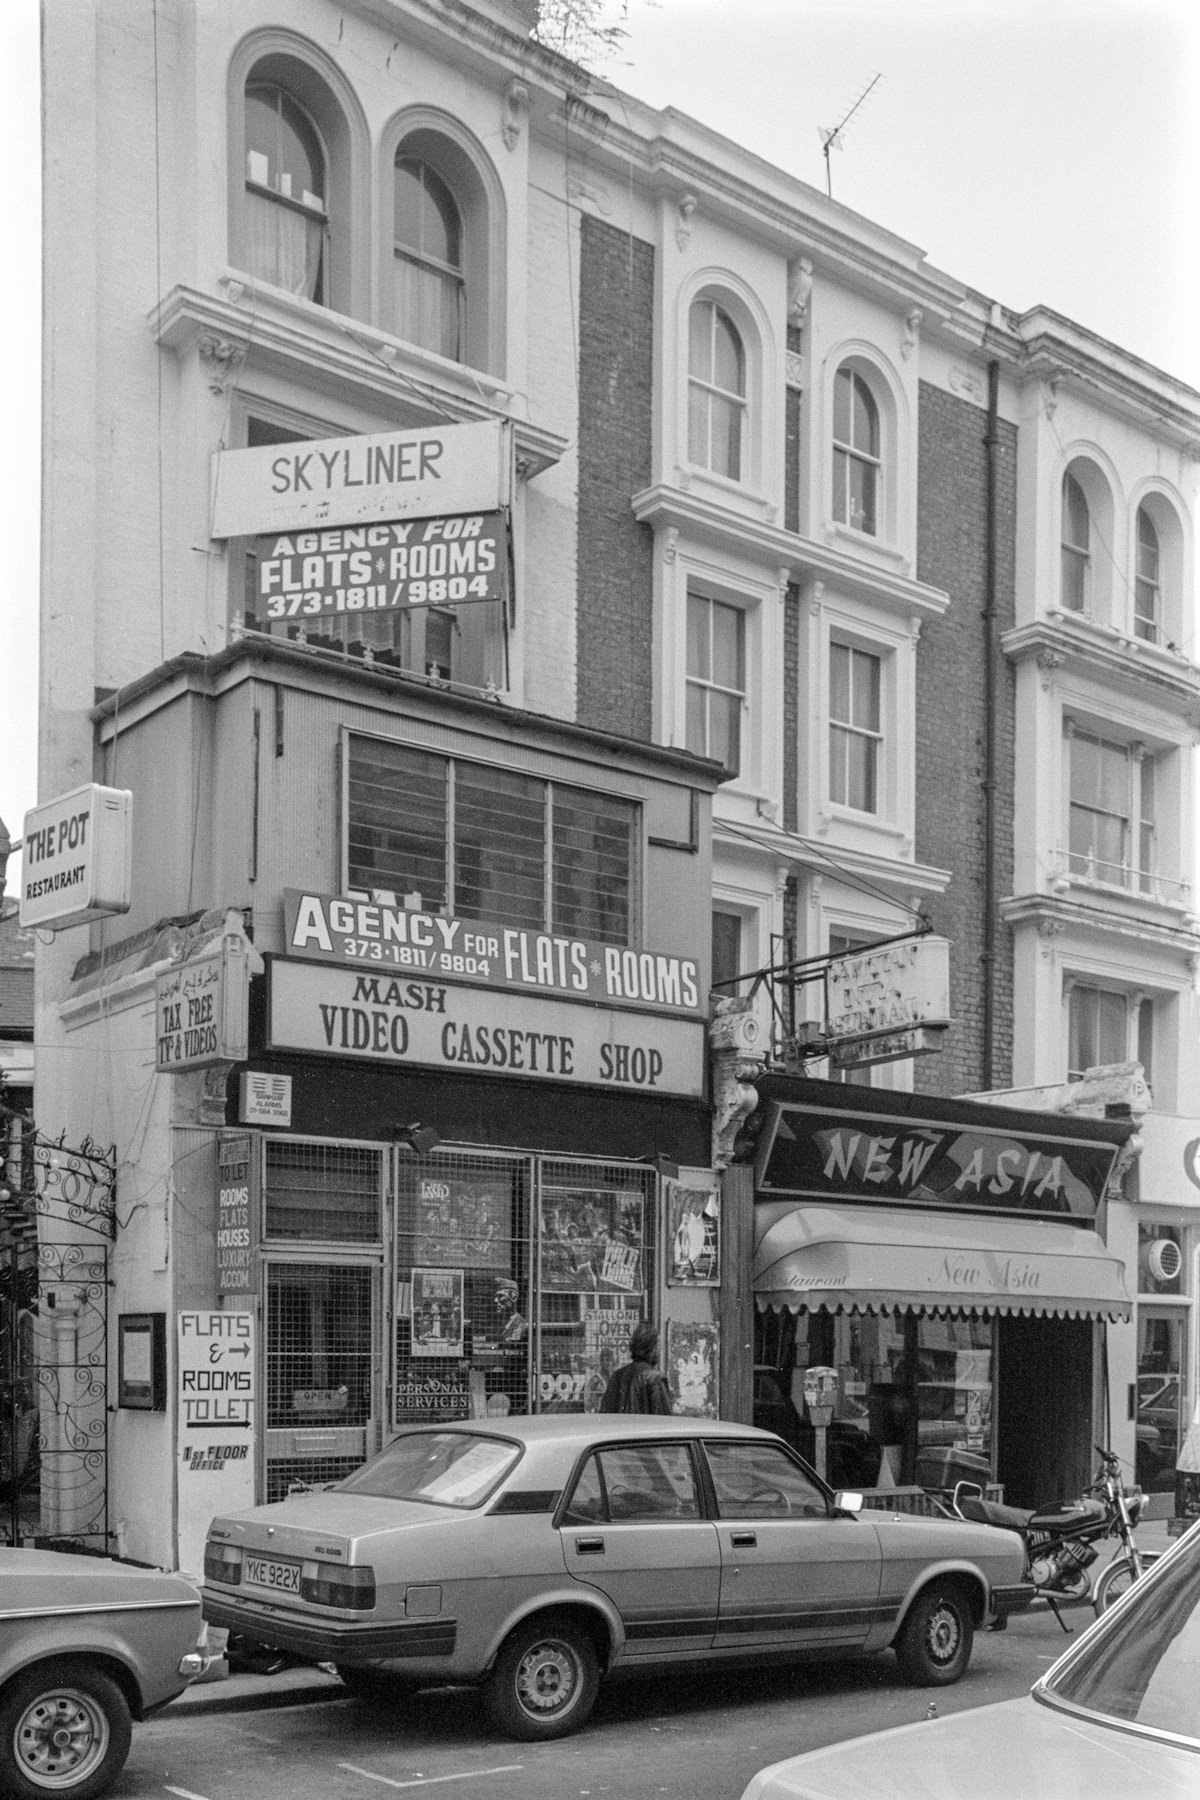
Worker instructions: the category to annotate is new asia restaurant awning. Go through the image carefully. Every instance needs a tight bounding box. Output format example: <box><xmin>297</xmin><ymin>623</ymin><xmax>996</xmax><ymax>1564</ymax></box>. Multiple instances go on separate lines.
<box><xmin>754</xmin><ymin>1202</ymin><xmax>1131</xmax><ymax>1321</ymax></box>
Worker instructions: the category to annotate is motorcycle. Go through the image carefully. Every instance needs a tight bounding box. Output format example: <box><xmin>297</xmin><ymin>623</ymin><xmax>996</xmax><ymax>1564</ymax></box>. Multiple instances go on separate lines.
<box><xmin>950</xmin><ymin>1446</ymin><xmax>1159</xmax><ymax>1628</ymax></box>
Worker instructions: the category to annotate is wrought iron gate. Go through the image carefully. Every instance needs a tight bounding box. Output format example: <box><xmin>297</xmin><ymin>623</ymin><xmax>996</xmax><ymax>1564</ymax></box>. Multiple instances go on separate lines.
<box><xmin>1</xmin><ymin>1103</ymin><xmax>114</xmax><ymax>1549</ymax></box>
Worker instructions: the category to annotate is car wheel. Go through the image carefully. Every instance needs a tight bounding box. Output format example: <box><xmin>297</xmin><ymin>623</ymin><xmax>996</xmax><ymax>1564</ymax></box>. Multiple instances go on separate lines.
<box><xmin>482</xmin><ymin>1615</ymin><xmax>599</xmax><ymax>1742</ymax></box>
<box><xmin>894</xmin><ymin>1583</ymin><xmax>974</xmax><ymax>1685</ymax></box>
<box><xmin>0</xmin><ymin>1660</ymin><xmax>132</xmax><ymax>1800</ymax></box>
<box><xmin>335</xmin><ymin>1665</ymin><xmax>414</xmax><ymax>1703</ymax></box>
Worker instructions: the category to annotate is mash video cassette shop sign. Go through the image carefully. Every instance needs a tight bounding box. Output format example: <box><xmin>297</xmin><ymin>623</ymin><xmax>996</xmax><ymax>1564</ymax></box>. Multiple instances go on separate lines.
<box><xmin>267</xmin><ymin>957</ymin><xmax>705</xmax><ymax>1098</ymax></box>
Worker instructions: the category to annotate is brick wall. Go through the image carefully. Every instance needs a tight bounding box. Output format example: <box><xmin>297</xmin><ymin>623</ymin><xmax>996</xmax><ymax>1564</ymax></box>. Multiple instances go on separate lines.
<box><xmin>914</xmin><ymin>379</ymin><xmax>1017</xmax><ymax>1095</ymax></box>
<box><xmin>575</xmin><ymin>215</ymin><xmax>655</xmax><ymax>739</ymax></box>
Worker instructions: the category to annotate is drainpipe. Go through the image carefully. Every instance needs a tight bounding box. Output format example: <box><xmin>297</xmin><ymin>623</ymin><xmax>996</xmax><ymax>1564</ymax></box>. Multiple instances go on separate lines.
<box><xmin>981</xmin><ymin>361</ymin><xmax>1000</xmax><ymax>1089</ymax></box>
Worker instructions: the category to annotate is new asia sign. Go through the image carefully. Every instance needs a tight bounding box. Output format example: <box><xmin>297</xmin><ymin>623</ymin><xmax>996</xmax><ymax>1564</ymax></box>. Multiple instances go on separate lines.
<box><xmin>255</xmin><ymin>512</ymin><xmax>506</xmax><ymax>624</ymax></box>
<box><xmin>266</xmin><ymin>958</ymin><xmax>705</xmax><ymax>1098</ymax></box>
<box><xmin>283</xmin><ymin>890</ymin><xmax>704</xmax><ymax>1018</ymax></box>
<box><xmin>756</xmin><ymin>1099</ymin><xmax>1120</xmax><ymax>1221</ymax></box>
<box><xmin>210</xmin><ymin>419</ymin><xmax>508</xmax><ymax>539</ymax></box>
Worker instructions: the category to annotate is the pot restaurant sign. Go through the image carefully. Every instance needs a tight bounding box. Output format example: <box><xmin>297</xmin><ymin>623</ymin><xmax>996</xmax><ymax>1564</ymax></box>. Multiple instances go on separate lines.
<box><xmin>825</xmin><ymin>935</ymin><xmax>950</xmax><ymax>1048</ymax></box>
<box><xmin>209</xmin><ymin>420</ymin><xmax>508</xmax><ymax>539</ymax></box>
<box><xmin>283</xmin><ymin>890</ymin><xmax>704</xmax><ymax>1018</ymax></box>
<box><xmin>255</xmin><ymin>511</ymin><xmax>506</xmax><ymax>623</ymax></box>
<box><xmin>20</xmin><ymin>783</ymin><xmax>133</xmax><ymax>932</ymax></box>
<box><xmin>756</xmin><ymin>1098</ymin><xmax>1121</xmax><ymax>1221</ymax></box>
<box><xmin>266</xmin><ymin>958</ymin><xmax>705</xmax><ymax>1098</ymax></box>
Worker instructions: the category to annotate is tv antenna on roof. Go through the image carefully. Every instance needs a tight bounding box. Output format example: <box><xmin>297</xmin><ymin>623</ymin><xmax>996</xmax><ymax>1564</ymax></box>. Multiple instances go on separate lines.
<box><xmin>819</xmin><ymin>73</ymin><xmax>882</xmax><ymax>199</ymax></box>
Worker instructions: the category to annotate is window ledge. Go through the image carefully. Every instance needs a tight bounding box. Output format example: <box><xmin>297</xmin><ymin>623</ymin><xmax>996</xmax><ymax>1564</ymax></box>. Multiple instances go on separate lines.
<box><xmin>824</xmin><ymin>521</ymin><xmax>910</xmax><ymax>572</ymax></box>
<box><xmin>149</xmin><ymin>280</ymin><xmax>567</xmax><ymax>480</ymax></box>
<box><xmin>675</xmin><ymin>462</ymin><xmax>777</xmax><ymax>521</ymax></box>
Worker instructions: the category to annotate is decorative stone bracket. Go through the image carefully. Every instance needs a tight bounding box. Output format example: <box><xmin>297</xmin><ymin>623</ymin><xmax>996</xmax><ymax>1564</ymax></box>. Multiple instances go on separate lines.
<box><xmin>709</xmin><ymin>996</ymin><xmax>767</xmax><ymax>1171</ymax></box>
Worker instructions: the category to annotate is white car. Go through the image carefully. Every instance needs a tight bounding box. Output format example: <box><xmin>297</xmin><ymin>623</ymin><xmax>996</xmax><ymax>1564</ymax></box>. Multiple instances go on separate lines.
<box><xmin>738</xmin><ymin>1520</ymin><xmax>1200</xmax><ymax>1799</ymax></box>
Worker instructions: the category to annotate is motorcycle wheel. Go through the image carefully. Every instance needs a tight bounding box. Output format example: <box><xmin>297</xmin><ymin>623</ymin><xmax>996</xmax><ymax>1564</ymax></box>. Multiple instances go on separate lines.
<box><xmin>1093</xmin><ymin>1550</ymin><xmax>1162</xmax><ymax>1616</ymax></box>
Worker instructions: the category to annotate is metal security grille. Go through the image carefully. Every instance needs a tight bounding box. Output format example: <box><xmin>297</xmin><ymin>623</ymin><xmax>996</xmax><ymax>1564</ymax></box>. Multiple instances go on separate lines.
<box><xmin>264</xmin><ymin>1139</ymin><xmax>383</xmax><ymax>1242</ymax></box>
<box><xmin>264</xmin><ymin>1261</ymin><xmax>377</xmax><ymax>1501</ymax></box>
<box><xmin>394</xmin><ymin>1150</ymin><xmax>531</xmax><ymax>1425</ymax></box>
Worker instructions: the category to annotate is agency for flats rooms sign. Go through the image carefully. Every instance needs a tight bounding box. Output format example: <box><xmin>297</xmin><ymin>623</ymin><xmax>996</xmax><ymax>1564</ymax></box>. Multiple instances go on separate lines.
<box><xmin>209</xmin><ymin>420</ymin><xmax>508</xmax><ymax>540</ymax></box>
<box><xmin>266</xmin><ymin>958</ymin><xmax>705</xmax><ymax>1099</ymax></box>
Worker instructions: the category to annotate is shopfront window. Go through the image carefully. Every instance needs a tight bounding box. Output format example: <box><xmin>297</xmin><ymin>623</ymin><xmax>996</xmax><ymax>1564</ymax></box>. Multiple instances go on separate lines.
<box><xmin>392</xmin><ymin>1152</ymin><xmax>657</xmax><ymax>1428</ymax></box>
<box><xmin>1136</xmin><ymin>1301</ymin><xmax>1185</xmax><ymax>1496</ymax></box>
<box><xmin>759</xmin><ymin>1309</ymin><xmax>995</xmax><ymax>1494</ymax></box>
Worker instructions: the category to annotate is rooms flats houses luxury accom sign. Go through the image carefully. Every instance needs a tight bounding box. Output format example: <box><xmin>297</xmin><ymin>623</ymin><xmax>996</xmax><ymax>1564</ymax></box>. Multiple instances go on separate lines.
<box><xmin>269</xmin><ymin>890</ymin><xmax>707</xmax><ymax>1098</ymax></box>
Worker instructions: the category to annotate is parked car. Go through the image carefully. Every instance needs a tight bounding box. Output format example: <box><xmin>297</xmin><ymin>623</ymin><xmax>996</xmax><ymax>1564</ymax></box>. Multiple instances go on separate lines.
<box><xmin>736</xmin><ymin>1519</ymin><xmax>1200</xmax><ymax>1799</ymax></box>
<box><xmin>201</xmin><ymin>1414</ymin><xmax>1029</xmax><ymax>1741</ymax></box>
<box><xmin>0</xmin><ymin>1546</ymin><xmax>205</xmax><ymax>1800</ymax></box>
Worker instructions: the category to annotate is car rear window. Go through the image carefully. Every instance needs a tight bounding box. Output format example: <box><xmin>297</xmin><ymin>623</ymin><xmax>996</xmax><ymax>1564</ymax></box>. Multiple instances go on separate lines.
<box><xmin>335</xmin><ymin>1431</ymin><xmax>521</xmax><ymax>1508</ymax></box>
<box><xmin>1044</xmin><ymin>1544</ymin><xmax>1200</xmax><ymax>1745</ymax></box>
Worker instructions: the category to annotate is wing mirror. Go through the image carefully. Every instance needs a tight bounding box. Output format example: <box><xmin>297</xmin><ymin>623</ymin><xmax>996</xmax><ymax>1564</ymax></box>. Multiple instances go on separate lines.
<box><xmin>834</xmin><ymin>1490</ymin><xmax>864</xmax><ymax>1515</ymax></box>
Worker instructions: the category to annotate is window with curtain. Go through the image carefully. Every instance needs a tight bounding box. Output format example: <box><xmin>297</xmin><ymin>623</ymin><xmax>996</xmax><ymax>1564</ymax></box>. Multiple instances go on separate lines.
<box><xmin>347</xmin><ymin>738</ymin><xmax>638</xmax><ymax>946</ymax></box>
<box><xmin>1067</xmin><ymin>727</ymin><xmax>1156</xmax><ymax>891</ymax></box>
<box><xmin>1061</xmin><ymin>472</ymin><xmax>1091</xmax><ymax>611</ymax></box>
<box><xmin>686</xmin><ymin>592</ymin><xmax>744</xmax><ymax>773</ymax></box>
<box><xmin>244</xmin><ymin>83</ymin><xmax>328</xmax><ymax>302</ymax></box>
<box><xmin>832</xmin><ymin>366</ymin><xmax>880</xmax><ymax>535</ymax></box>
<box><xmin>394</xmin><ymin>157</ymin><xmax>464</xmax><ymax>361</ymax></box>
<box><xmin>1135</xmin><ymin>506</ymin><xmax>1161</xmax><ymax>642</ymax></box>
<box><xmin>829</xmin><ymin>641</ymin><xmax>881</xmax><ymax>813</ymax></box>
<box><xmin>1067</xmin><ymin>985</ymin><xmax>1148</xmax><ymax>1081</ymax></box>
<box><xmin>687</xmin><ymin>300</ymin><xmax>746</xmax><ymax>480</ymax></box>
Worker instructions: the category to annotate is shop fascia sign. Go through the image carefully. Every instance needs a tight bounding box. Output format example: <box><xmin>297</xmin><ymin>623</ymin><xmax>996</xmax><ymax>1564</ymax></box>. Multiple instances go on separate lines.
<box><xmin>824</xmin><ymin>935</ymin><xmax>951</xmax><ymax>1065</ymax></box>
<box><xmin>209</xmin><ymin>419</ymin><xmax>510</xmax><ymax>540</ymax></box>
<box><xmin>19</xmin><ymin>784</ymin><xmax>133</xmax><ymax>931</ymax></box>
<box><xmin>155</xmin><ymin>936</ymin><xmax>251</xmax><ymax>1072</ymax></box>
<box><xmin>265</xmin><ymin>957</ymin><xmax>706</xmax><ymax>1099</ymax></box>
<box><xmin>254</xmin><ymin>510</ymin><xmax>508</xmax><ymax>627</ymax></box>
<box><xmin>756</xmin><ymin>1099</ymin><xmax>1119</xmax><ymax>1220</ymax></box>
<box><xmin>283</xmin><ymin>889</ymin><xmax>705</xmax><ymax>1019</ymax></box>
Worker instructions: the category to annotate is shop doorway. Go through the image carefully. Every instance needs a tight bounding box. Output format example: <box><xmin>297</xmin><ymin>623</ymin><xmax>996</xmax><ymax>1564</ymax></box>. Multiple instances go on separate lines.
<box><xmin>996</xmin><ymin>1313</ymin><xmax>1094</xmax><ymax>1508</ymax></box>
<box><xmin>263</xmin><ymin>1260</ymin><xmax>380</xmax><ymax>1503</ymax></box>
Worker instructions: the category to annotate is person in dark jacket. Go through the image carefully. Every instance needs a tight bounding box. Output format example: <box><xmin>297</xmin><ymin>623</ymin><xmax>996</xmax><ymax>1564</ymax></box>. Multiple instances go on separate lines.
<box><xmin>600</xmin><ymin>1321</ymin><xmax>674</xmax><ymax>1414</ymax></box>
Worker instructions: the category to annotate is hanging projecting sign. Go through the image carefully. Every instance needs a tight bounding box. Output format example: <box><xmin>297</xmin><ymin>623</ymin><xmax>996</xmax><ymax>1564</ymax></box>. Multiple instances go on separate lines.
<box><xmin>283</xmin><ymin>890</ymin><xmax>704</xmax><ymax>1018</ymax></box>
<box><xmin>209</xmin><ymin>419</ymin><xmax>509</xmax><ymax>539</ymax></box>
<box><xmin>255</xmin><ymin>511</ymin><xmax>506</xmax><ymax>624</ymax></box>
<box><xmin>825</xmin><ymin>935</ymin><xmax>951</xmax><ymax>1044</ymax></box>
<box><xmin>154</xmin><ymin>938</ymin><xmax>251</xmax><ymax>1071</ymax></box>
<box><xmin>20</xmin><ymin>784</ymin><xmax>132</xmax><ymax>931</ymax></box>
<box><xmin>266</xmin><ymin>957</ymin><xmax>706</xmax><ymax>1098</ymax></box>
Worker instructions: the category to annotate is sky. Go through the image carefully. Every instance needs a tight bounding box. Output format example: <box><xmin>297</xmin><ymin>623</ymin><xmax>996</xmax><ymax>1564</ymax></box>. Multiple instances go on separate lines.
<box><xmin>2</xmin><ymin>0</ymin><xmax>1198</xmax><ymax>890</ymax></box>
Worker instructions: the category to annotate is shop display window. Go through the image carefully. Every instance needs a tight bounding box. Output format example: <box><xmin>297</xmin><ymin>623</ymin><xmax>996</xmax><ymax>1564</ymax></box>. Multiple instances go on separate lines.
<box><xmin>756</xmin><ymin>1307</ymin><xmax>996</xmax><ymax>1493</ymax></box>
<box><xmin>264</xmin><ymin>1139</ymin><xmax>382</xmax><ymax>1241</ymax></box>
<box><xmin>1136</xmin><ymin>1305</ymin><xmax>1185</xmax><ymax>1494</ymax></box>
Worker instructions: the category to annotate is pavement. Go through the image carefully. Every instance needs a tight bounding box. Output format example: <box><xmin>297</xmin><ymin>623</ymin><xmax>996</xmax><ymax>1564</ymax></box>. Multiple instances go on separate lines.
<box><xmin>174</xmin><ymin>1517</ymin><xmax>1182</xmax><ymax>1717</ymax></box>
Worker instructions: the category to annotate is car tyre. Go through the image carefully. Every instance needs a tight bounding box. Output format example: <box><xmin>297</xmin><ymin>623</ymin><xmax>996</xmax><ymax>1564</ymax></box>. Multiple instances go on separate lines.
<box><xmin>0</xmin><ymin>1659</ymin><xmax>132</xmax><ymax>1800</ymax></box>
<box><xmin>894</xmin><ymin>1583</ymin><xmax>974</xmax><ymax>1686</ymax></box>
<box><xmin>482</xmin><ymin>1614</ymin><xmax>599</xmax><ymax>1741</ymax></box>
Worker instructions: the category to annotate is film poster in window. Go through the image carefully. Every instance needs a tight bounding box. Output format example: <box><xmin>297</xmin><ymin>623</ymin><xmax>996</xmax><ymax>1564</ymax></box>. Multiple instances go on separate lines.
<box><xmin>667</xmin><ymin>1319</ymin><xmax>720</xmax><ymax>1419</ymax></box>
<box><xmin>410</xmin><ymin>1268</ymin><xmax>465</xmax><ymax>1358</ymax></box>
<box><xmin>536</xmin><ymin>1295</ymin><xmax>642</xmax><ymax>1414</ymax></box>
<box><xmin>412</xmin><ymin>1174</ymin><xmax>511</xmax><ymax>1271</ymax></box>
<box><xmin>539</xmin><ymin>1188</ymin><xmax>644</xmax><ymax>1294</ymax></box>
<box><xmin>667</xmin><ymin>1183</ymin><xmax>720</xmax><ymax>1286</ymax></box>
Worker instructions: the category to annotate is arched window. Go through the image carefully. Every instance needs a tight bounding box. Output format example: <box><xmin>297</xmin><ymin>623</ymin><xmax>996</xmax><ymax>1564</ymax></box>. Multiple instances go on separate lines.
<box><xmin>832</xmin><ymin>366</ymin><xmax>880</xmax><ymax>535</ymax></box>
<box><xmin>394</xmin><ymin>157</ymin><xmax>465</xmax><ymax>361</ymax></box>
<box><xmin>1061</xmin><ymin>472</ymin><xmax>1091</xmax><ymax>611</ymax></box>
<box><xmin>244</xmin><ymin>82</ymin><xmax>328</xmax><ymax>302</ymax></box>
<box><xmin>1135</xmin><ymin>505</ymin><xmax>1161</xmax><ymax>642</ymax></box>
<box><xmin>688</xmin><ymin>300</ymin><xmax>746</xmax><ymax>480</ymax></box>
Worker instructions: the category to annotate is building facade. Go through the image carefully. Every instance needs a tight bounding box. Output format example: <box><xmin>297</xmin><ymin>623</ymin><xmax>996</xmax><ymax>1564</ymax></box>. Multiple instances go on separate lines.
<box><xmin>30</xmin><ymin>0</ymin><xmax>1200</xmax><ymax>1561</ymax></box>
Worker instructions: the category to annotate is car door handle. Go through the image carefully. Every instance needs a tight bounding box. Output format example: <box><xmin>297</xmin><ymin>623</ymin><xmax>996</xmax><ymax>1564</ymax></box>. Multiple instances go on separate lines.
<box><xmin>730</xmin><ymin>1531</ymin><xmax>757</xmax><ymax>1547</ymax></box>
<box><xmin>574</xmin><ymin>1537</ymin><xmax>605</xmax><ymax>1555</ymax></box>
